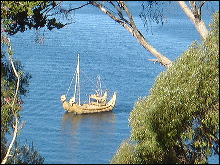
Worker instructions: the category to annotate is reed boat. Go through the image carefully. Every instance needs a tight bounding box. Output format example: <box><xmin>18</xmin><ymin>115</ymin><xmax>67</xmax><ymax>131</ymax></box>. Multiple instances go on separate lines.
<box><xmin>60</xmin><ymin>54</ymin><xmax>117</xmax><ymax>114</ymax></box>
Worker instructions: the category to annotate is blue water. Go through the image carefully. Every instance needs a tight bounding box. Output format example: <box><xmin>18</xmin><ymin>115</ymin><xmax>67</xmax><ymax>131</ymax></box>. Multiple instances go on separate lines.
<box><xmin>10</xmin><ymin>1</ymin><xmax>219</xmax><ymax>164</ymax></box>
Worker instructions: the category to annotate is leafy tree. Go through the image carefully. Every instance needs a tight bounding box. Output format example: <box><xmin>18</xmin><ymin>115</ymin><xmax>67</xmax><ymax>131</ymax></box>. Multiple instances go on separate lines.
<box><xmin>1</xmin><ymin>37</ymin><xmax>45</xmax><ymax>164</ymax></box>
<box><xmin>7</xmin><ymin>141</ymin><xmax>45</xmax><ymax>164</ymax></box>
<box><xmin>1</xmin><ymin>1</ymin><xmax>67</xmax><ymax>35</ymax></box>
<box><xmin>1</xmin><ymin>1</ymin><xmax>67</xmax><ymax>163</ymax></box>
<box><xmin>110</xmin><ymin>11</ymin><xmax>219</xmax><ymax>164</ymax></box>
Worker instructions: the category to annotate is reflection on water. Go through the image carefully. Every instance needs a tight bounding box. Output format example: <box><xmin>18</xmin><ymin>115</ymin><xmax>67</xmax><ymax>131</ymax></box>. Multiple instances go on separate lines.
<box><xmin>60</xmin><ymin>111</ymin><xmax>116</xmax><ymax>164</ymax></box>
<box><xmin>61</xmin><ymin>111</ymin><xmax>115</xmax><ymax>131</ymax></box>
<box><xmin>61</xmin><ymin>111</ymin><xmax>115</xmax><ymax>138</ymax></box>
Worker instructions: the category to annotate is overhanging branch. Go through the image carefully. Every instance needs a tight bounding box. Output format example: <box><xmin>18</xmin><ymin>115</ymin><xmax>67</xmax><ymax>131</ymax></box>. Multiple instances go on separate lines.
<box><xmin>90</xmin><ymin>1</ymin><xmax>172</xmax><ymax>68</ymax></box>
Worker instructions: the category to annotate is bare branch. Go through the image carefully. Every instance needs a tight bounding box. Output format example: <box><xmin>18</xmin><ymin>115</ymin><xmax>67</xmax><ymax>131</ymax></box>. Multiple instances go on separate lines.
<box><xmin>109</xmin><ymin>1</ymin><xmax>131</xmax><ymax>25</ymax></box>
<box><xmin>90</xmin><ymin>1</ymin><xmax>172</xmax><ymax>68</ymax></box>
<box><xmin>197</xmin><ymin>1</ymin><xmax>206</xmax><ymax>18</ymax></box>
<box><xmin>177</xmin><ymin>1</ymin><xmax>208</xmax><ymax>39</ymax></box>
<box><xmin>44</xmin><ymin>1</ymin><xmax>91</xmax><ymax>18</ymax></box>
<box><xmin>117</xmin><ymin>1</ymin><xmax>136</xmax><ymax>30</ymax></box>
<box><xmin>178</xmin><ymin>1</ymin><xmax>196</xmax><ymax>23</ymax></box>
<box><xmin>148</xmin><ymin>59</ymin><xmax>159</xmax><ymax>64</ymax></box>
<box><xmin>90</xmin><ymin>1</ymin><xmax>127</xmax><ymax>26</ymax></box>
<box><xmin>67</xmin><ymin>1</ymin><xmax>91</xmax><ymax>13</ymax></box>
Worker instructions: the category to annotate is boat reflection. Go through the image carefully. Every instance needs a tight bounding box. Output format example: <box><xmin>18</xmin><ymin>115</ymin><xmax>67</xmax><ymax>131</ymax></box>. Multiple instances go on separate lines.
<box><xmin>61</xmin><ymin>111</ymin><xmax>115</xmax><ymax>135</ymax></box>
<box><xmin>60</xmin><ymin>111</ymin><xmax>116</xmax><ymax>162</ymax></box>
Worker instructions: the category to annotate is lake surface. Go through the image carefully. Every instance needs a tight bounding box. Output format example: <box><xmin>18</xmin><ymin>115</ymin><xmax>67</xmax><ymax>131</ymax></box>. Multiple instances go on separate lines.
<box><xmin>10</xmin><ymin>1</ymin><xmax>219</xmax><ymax>164</ymax></box>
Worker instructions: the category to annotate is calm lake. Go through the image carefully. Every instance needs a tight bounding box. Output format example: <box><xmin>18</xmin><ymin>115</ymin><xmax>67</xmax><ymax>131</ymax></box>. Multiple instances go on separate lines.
<box><xmin>10</xmin><ymin>1</ymin><xmax>219</xmax><ymax>164</ymax></box>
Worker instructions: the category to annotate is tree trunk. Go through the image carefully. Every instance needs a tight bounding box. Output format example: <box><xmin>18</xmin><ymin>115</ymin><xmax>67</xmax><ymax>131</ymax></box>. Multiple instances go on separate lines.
<box><xmin>90</xmin><ymin>1</ymin><xmax>172</xmax><ymax>69</ymax></box>
<box><xmin>177</xmin><ymin>1</ymin><xmax>208</xmax><ymax>40</ymax></box>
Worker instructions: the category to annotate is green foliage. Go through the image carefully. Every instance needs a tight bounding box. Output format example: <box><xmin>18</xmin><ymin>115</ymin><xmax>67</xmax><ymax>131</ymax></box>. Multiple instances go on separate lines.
<box><xmin>1</xmin><ymin>52</ymin><xmax>32</xmax><ymax>96</ymax></box>
<box><xmin>111</xmin><ymin>11</ymin><xmax>219</xmax><ymax>164</ymax></box>
<box><xmin>1</xmin><ymin>1</ymin><xmax>71</xmax><ymax>163</ymax></box>
<box><xmin>1</xmin><ymin>54</ymin><xmax>44</xmax><ymax>163</ymax></box>
<box><xmin>1</xmin><ymin>11</ymin><xmax>43</xmax><ymax>164</ymax></box>
<box><xmin>7</xmin><ymin>141</ymin><xmax>44</xmax><ymax>164</ymax></box>
<box><xmin>1</xmin><ymin>53</ymin><xmax>44</xmax><ymax>163</ymax></box>
<box><xmin>1</xmin><ymin>46</ymin><xmax>31</xmax><ymax>134</ymax></box>
<box><xmin>1</xmin><ymin>1</ymin><xmax>65</xmax><ymax>35</ymax></box>
<box><xmin>1</xmin><ymin>52</ymin><xmax>44</xmax><ymax>163</ymax></box>
<box><xmin>111</xmin><ymin>139</ymin><xmax>140</xmax><ymax>164</ymax></box>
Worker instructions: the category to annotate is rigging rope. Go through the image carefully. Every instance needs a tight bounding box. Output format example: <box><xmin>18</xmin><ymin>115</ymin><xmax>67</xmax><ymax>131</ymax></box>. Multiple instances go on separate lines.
<box><xmin>66</xmin><ymin>72</ymin><xmax>75</xmax><ymax>97</ymax></box>
<box><xmin>81</xmin><ymin>69</ymin><xmax>98</xmax><ymax>89</ymax></box>
<box><xmin>65</xmin><ymin>66</ymin><xmax>109</xmax><ymax>99</ymax></box>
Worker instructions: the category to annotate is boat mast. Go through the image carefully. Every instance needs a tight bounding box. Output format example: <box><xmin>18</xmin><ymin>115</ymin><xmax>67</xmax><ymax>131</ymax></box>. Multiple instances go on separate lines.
<box><xmin>97</xmin><ymin>75</ymin><xmax>102</xmax><ymax>96</ymax></box>
<box><xmin>74</xmin><ymin>54</ymin><xmax>80</xmax><ymax>105</ymax></box>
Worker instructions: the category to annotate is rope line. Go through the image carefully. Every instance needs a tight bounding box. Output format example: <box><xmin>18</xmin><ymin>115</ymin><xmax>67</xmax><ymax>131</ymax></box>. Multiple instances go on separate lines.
<box><xmin>81</xmin><ymin>69</ymin><xmax>98</xmax><ymax>89</ymax></box>
<box><xmin>65</xmin><ymin>65</ymin><xmax>108</xmax><ymax>100</ymax></box>
<box><xmin>66</xmin><ymin>71</ymin><xmax>75</xmax><ymax>97</ymax></box>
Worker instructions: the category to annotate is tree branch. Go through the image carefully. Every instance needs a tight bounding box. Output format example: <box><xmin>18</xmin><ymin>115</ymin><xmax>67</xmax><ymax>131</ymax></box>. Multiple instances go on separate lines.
<box><xmin>117</xmin><ymin>1</ymin><xmax>136</xmax><ymax>30</ymax></box>
<box><xmin>109</xmin><ymin>1</ymin><xmax>131</xmax><ymax>26</ymax></box>
<box><xmin>177</xmin><ymin>1</ymin><xmax>208</xmax><ymax>39</ymax></box>
<box><xmin>90</xmin><ymin>1</ymin><xmax>172</xmax><ymax>68</ymax></box>
<box><xmin>1</xmin><ymin>38</ymin><xmax>20</xmax><ymax>164</ymax></box>
<box><xmin>67</xmin><ymin>1</ymin><xmax>91</xmax><ymax>13</ymax></box>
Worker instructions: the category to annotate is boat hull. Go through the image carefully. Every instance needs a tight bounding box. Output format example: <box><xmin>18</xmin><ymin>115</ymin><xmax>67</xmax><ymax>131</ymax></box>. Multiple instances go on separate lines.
<box><xmin>62</xmin><ymin>92</ymin><xmax>117</xmax><ymax>114</ymax></box>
